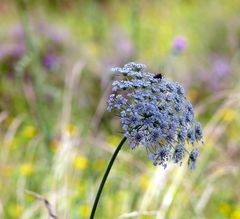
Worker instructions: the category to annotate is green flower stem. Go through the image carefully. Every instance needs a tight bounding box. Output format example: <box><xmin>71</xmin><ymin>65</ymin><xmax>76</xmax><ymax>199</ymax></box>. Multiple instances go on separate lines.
<box><xmin>90</xmin><ymin>136</ymin><xmax>127</xmax><ymax>219</ymax></box>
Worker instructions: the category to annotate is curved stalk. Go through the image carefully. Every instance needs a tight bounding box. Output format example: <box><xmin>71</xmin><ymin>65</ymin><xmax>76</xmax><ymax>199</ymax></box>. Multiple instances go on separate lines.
<box><xmin>89</xmin><ymin>137</ymin><xmax>127</xmax><ymax>219</ymax></box>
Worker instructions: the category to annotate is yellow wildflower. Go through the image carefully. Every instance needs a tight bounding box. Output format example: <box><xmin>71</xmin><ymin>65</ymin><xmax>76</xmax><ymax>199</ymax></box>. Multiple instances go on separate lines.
<box><xmin>219</xmin><ymin>203</ymin><xmax>232</xmax><ymax>216</ymax></box>
<box><xmin>8</xmin><ymin>204</ymin><xmax>23</xmax><ymax>218</ymax></box>
<box><xmin>79</xmin><ymin>204</ymin><xmax>91</xmax><ymax>218</ymax></box>
<box><xmin>20</xmin><ymin>163</ymin><xmax>33</xmax><ymax>176</ymax></box>
<box><xmin>222</xmin><ymin>108</ymin><xmax>237</xmax><ymax>122</ymax></box>
<box><xmin>139</xmin><ymin>175</ymin><xmax>150</xmax><ymax>191</ymax></box>
<box><xmin>231</xmin><ymin>209</ymin><xmax>240</xmax><ymax>219</ymax></box>
<box><xmin>66</xmin><ymin>123</ymin><xmax>78</xmax><ymax>137</ymax></box>
<box><xmin>21</xmin><ymin>125</ymin><xmax>37</xmax><ymax>138</ymax></box>
<box><xmin>73</xmin><ymin>156</ymin><xmax>88</xmax><ymax>170</ymax></box>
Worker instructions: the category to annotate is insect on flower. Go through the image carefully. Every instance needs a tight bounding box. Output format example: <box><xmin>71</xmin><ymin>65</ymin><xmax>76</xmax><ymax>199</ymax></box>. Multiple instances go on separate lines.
<box><xmin>153</xmin><ymin>72</ymin><xmax>164</xmax><ymax>80</ymax></box>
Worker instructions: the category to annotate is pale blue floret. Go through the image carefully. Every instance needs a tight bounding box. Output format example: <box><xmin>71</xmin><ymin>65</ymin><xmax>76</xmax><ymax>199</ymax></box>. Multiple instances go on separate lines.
<box><xmin>107</xmin><ymin>62</ymin><xmax>203</xmax><ymax>169</ymax></box>
<box><xmin>175</xmin><ymin>82</ymin><xmax>185</xmax><ymax>96</ymax></box>
<box><xmin>149</xmin><ymin>147</ymin><xmax>172</xmax><ymax>169</ymax></box>
<box><xmin>177</xmin><ymin>126</ymin><xmax>187</xmax><ymax>143</ymax></box>
<box><xmin>188</xmin><ymin>149</ymin><xmax>199</xmax><ymax>170</ymax></box>
<box><xmin>195</xmin><ymin>122</ymin><xmax>203</xmax><ymax>142</ymax></box>
<box><xmin>173</xmin><ymin>144</ymin><xmax>186</xmax><ymax>164</ymax></box>
<box><xmin>187</xmin><ymin>129</ymin><xmax>195</xmax><ymax>145</ymax></box>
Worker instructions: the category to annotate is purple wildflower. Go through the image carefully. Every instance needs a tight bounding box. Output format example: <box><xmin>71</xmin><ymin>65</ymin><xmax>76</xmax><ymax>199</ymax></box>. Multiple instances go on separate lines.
<box><xmin>43</xmin><ymin>54</ymin><xmax>57</xmax><ymax>70</ymax></box>
<box><xmin>172</xmin><ymin>36</ymin><xmax>187</xmax><ymax>53</ymax></box>
<box><xmin>0</xmin><ymin>44</ymin><xmax>25</xmax><ymax>60</ymax></box>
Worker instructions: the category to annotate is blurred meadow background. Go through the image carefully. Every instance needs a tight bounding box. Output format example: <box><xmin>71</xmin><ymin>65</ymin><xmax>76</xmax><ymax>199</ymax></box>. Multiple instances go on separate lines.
<box><xmin>1</xmin><ymin>0</ymin><xmax>240</xmax><ymax>218</ymax></box>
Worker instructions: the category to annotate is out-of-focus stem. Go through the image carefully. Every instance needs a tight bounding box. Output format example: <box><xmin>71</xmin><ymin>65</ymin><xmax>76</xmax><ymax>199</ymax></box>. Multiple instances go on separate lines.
<box><xmin>16</xmin><ymin>0</ymin><xmax>51</xmax><ymax>144</ymax></box>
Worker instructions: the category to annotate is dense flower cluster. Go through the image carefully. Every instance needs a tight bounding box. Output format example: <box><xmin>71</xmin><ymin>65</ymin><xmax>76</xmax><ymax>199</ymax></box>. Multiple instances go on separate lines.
<box><xmin>107</xmin><ymin>62</ymin><xmax>203</xmax><ymax>169</ymax></box>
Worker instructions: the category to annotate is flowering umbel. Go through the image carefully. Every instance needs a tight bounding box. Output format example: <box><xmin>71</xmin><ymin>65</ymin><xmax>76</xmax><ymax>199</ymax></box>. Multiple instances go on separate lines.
<box><xmin>107</xmin><ymin>62</ymin><xmax>203</xmax><ymax>169</ymax></box>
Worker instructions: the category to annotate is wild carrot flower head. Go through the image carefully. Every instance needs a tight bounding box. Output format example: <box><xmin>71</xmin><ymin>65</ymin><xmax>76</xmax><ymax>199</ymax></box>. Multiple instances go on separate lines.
<box><xmin>107</xmin><ymin>62</ymin><xmax>203</xmax><ymax>169</ymax></box>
